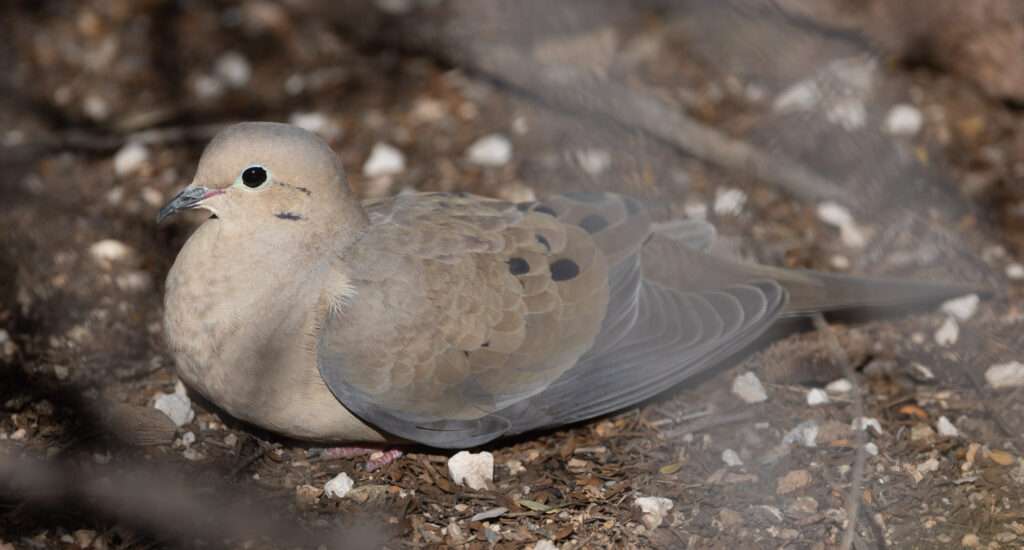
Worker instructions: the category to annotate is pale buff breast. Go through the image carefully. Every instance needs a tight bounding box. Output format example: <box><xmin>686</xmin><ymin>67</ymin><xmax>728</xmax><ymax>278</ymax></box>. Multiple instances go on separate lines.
<box><xmin>163</xmin><ymin>221</ymin><xmax>387</xmax><ymax>442</ymax></box>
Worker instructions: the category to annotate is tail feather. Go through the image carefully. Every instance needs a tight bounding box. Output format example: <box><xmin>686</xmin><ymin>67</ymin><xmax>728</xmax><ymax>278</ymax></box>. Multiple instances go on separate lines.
<box><xmin>641</xmin><ymin>235</ymin><xmax>984</xmax><ymax>316</ymax></box>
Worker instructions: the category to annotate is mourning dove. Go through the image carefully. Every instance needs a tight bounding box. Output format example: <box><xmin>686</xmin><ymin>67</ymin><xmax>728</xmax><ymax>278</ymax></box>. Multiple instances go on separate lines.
<box><xmin>158</xmin><ymin>122</ymin><xmax>972</xmax><ymax>448</ymax></box>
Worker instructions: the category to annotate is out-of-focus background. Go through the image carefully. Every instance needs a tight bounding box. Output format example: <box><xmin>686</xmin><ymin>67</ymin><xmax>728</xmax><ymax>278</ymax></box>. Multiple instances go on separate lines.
<box><xmin>2</xmin><ymin>1</ymin><xmax>1024</xmax><ymax>548</ymax></box>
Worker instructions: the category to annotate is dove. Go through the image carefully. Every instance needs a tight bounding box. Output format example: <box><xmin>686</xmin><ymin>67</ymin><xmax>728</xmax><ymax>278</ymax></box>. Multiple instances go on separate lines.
<box><xmin>158</xmin><ymin>121</ymin><xmax>974</xmax><ymax>448</ymax></box>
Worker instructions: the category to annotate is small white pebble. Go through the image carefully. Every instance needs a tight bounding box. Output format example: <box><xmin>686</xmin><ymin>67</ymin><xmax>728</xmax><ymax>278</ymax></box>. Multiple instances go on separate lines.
<box><xmin>851</xmin><ymin>417</ymin><xmax>882</xmax><ymax>435</ymax></box>
<box><xmin>721</xmin><ymin>449</ymin><xmax>743</xmax><ymax>466</ymax></box>
<box><xmin>89</xmin><ymin>239</ymin><xmax>136</xmax><ymax>263</ymax></box>
<box><xmin>192</xmin><ymin>74</ymin><xmax>226</xmax><ymax>100</ymax></box>
<box><xmin>324</xmin><ymin>472</ymin><xmax>355</xmax><ymax>499</ymax></box>
<box><xmin>466</xmin><ymin>134</ymin><xmax>512</xmax><ymax>166</ymax></box>
<box><xmin>830</xmin><ymin>254</ymin><xmax>850</xmax><ymax>270</ymax></box>
<box><xmin>731</xmin><ymin>371</ymin><xmax>767</xmax><ymax>403</ymax></box>
<box><xmin>863</xmin><ymin>442</ymin><xmax>878</xmax><ymax>456</ymax></box>
<box><xmin>825</xmin><ymin>378</ymin><xmax>853</xmax><ymax>394</ymax></box>
<box><xmin>180</xmin><ymin>431</ymin><xmax>196</xmax><ymax>448</ymax></box>
<box><xmin>505</xmin><ymin>459</ymin><xmax>525</xmax><ymax>476</ymax></box>
<box><xmin>985</xmin><ymin>361</ymin><xmax>1024</xmax><ymax>389</ymax></box>
<box><xmin>911</xmin><ymin>363</ymin><xmax>936</xmax><ymax>380</ymax></box>
<box><xmin>882</xmin><ymin>104</ymin><xmax>924</xmax><ymax>136</ymax></box>
<box><xmin>113</xmin><ymin>142</ymin><xmax>150</xmax><ymax>178</ymax></box>
<box><xmin>773</xmin><ymin>80</ymin><xmax>819</xmax><ymax>113</ymax></box>
<box><xmin>1006</xmin><ymin>263</ymin><xmax>1024</xmax><ymax>280</ymax></box>
<box><xmin>825</xmin><ymin>97</ymin><xmax>867</xmax><ymax>130</ymax></box>
<box><xmin>941</xmin><ymin>294</ymin><xmax>979</xmax><ymax>321</ymax></box>
<box><xmin>214</xmin><ymin>51</ymin><xmax>251</xmax><ymax>88</ymax></box>
<box><xmin>713</xmin><ymin>188</ymin><xmax>747</xmax><ymax>216</ymax></box>
<box><xmin>635</xmin><ymin>495</ymin><xmax>673</xmax><ymax>516</ymax></box>
<box><xmin>806</xmin><ymin>388</ymin><xmax>829</xmax><ymax>406</ymax></box>
<box><xmin>288</xmin><ymin>112</ymin><xmax>343</xmax><ymax>141</ymax></box>
<box><xmin>684</xmin><ymin>201</ymin><xmax>708</xmax><ymax>220</ymax></box>
<box><xmin>447</xmin><ymin>450</ymin><xmax>494</xmax><ymax>490</ymax></box>
<box><xmin>530</xmin><ymin>541</ymin><xmax>558</xmax><ymax>550</ymax></box>
<box><xmin>936</xmin><ymin>416</ymin><xmax>958</xmax><ymax>437</ymax></box>
<box><xmin>153</xmin><ymin>381</ymin><xmax>194</xmax><ymax>427</ymax></box>
<box><xmin>574</xmin><ymin>148</ymin><xmax>611</xmax><ymax>176</ymax></box>
<box><xmin>362</xmin><ymin>142</ymin><xmax>406</xmax><ymax>177</ymax></box>
<box><xmin>934</xmin><ymin>316</ymin><xmax>959</xmax><ymax>347</ymax></box>
<box><xmin>782</xmin><ymin>420</ymin><xmax>820</xmax><ymax>448</ymax></box>
<box><xmin>816</xmin><ymin>201</ymin><xmax>866</xmax><ymax>248</ymax></box>
<box><xmin>917</xmin><ymin>457</ymin><xmax>940</xmax><ymax>474</ymax></box>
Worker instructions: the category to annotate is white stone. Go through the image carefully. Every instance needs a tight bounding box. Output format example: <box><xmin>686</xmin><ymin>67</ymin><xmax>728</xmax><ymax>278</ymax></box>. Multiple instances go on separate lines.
<box><xmin>826</xmin><ymin>97</ymin><xmax>867</xmax><ymax>130</ymax></box>
<box><xmin>816</xmin><ymin>201</ymin><xmax>866</xmax><ymax>248</ymax></box>
<box><xmin>466</xmin><ymin>134</ymin><xmax>512</xmax><ymax>167</ymax></box>
<box><xmin>324</xmin><ymin>472</ymin><xmax>355</xmax><ymax>499</ymax></box>
<box><xmin>934</xmin><ymin>316</ymin><xmax>959</xmax><ymax>347</ymax></box>
<box><xmin>911</xmin><ymin>363</ymin><xmax>936</xmax><ymax>380</ymax></box>
<box><xmin>635</xmin><ymin>496</ymin><xmax>673</xmax><ymax>516</ymax></box>
<box><xmin>192</xmin><ymin>74</ymin><xmax>225</xmax><ymax>100</ymax></box>
<box><xmin>941</xmin><ymin>294</ymin><xmax>979</xmax><ymax>321</ymax></box>
<box><xmin>447</xmin><ymin>450</ymin><xmax>494</xmax><ymax>490</ymax></box>
<box><xmin>731</xmin><ymin>371</ymin><xmax>767</xmax><ymax>403</ymax></box>
<box><xmin>1006</xmin><ymin>263</ymin><xmax>1024</xmax><ymax>280</ymax></box>
<box><xmin>721</xmin><ymin>449</ymin><xmax>743</xmax><ymax>466</ymax></box>
<box><xmin>113</xmin><ymin>142</ymin><xmax>150</xmax><ymax>178</ymax></box>
<box><xmin>153</xmin><ymin>381</ymin><xmax>194</xmax><ymax>427</ymax></box>
<box><xmin>362</xmin><ymin>142</ymin><xmax>406</xmax><ymax>177</ymax></box>
<box><xmin>863</xmin><ymin>442</ymin><xmax>878</xmax><ymax>456</ymax></box>
<box><xmin>214</xmin><ymin>51</ymin><xmax>251</xmax><ymax>88</ymax></box>
<box><xmin>825</xmin><ymin>378</ymin><xmax>853</xmax><ymax>394</ymax></box>
<box><xmin>181</xmin><ymin>431</ymin><xmax>196</xmax><ymax>448</ymax></box>
<box><xmin>851</xmin><ymin>417</ymin><xmax>882</xmax><ymax>435</ymax></box>
<box><xmin>116</xmin><ymin>270</ymin><xmax>153</xmax><ymax>293</ymax></box>
<box><xmin>529</xmin><ymin>541</ymin><xmax>557</xmax><ymax>550</ymax></box>
<box><xmin>288</xmin><ymin>112</ymin><xmax>343</xmax><ymax>141</ymax></box>
<box><xmin>684</xmin><ymin>201</ymin><xmax>708</xmax><ymax>220</ymax></box>
<box><xmin>936</xmin><ymin>416</ymin><xmax>958</xmax><ymax>437</ymax></box>
<box><xmin>985</xmin><ymin>361</ymin><xmax>1024</xmax><ymax>389</ymax></box>
<box><xmin>883</xmin><ymin>104</ymin><xmax>924</xmax><ymax>136</ymax></box>
<box><xmin>89</xmin><ymin>239</ymin><xmax>136</xmax><ymax>263</ymax></box>
<box><xmin>773</xmin><ymin>80</ymin><xmax>819</xmax><ymax>113</ymax></box>
<box><xmin>574</xmin><ymin>148</ymin><xmax>611</xmax><ymax>176</ymax></box>
<box><xmin>917</xmin><ymin>457</ymin><xmax>940</xmax><ymax>474</ymax></box>
<box><xmin>830</xmin><ymin>254</ymin><xmax>850</xmax><ymax>270</ymax></box>
<box><xmin>713</xmin><ymin>188</ymin><xmax>747</xmax><ymax>216</ymax></box>
<box><xmin>806</xmin><ymin>388</ymin><xmax>829</xmax><ymax>406</ymax></box>
<box><xmin>783</xmin><ymin>420</ymin><xmax>820</xmax><ymax>448</ymax></box>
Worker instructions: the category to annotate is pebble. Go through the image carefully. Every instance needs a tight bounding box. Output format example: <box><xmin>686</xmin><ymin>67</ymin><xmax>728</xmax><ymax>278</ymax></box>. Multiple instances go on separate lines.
<box><xmin>74</xmin><ymin>529</ymin><xmax>97</xmax><ymax>549</ymax></box>
<box><xmin>941</xmin><ymin>294</ymin><xmax>979</xmax><ymax>321</ymax></box>
<box><xmin>530</xmin><ymin>541</ymin><xmax>557</xmax><ymax>550</ymax></box>
<box><xmin>816</xmin><ymin>201</ymin><xmax>867</xmax><ymax>248</ymax></box>
<box><xmin>213</xmin><ymin>51</ymin><xmax>251</xmax><ymax>88</ymax></box>
<box><xmin>721</xmin><ymin>449</ymin><xmax>743</xmax><ymax>466</ymax></box>
<box><xmin>713</xmin><ymin>188</ymin><xmax>746</xmax><ymax>216</ymax></box>
<box><xmin>985</xmin><ymin>361</ymin><xmax>1024</xmax><ymax>388</ymax></box>
<box><xmin>684</xmin><ymin>201</ymin><xmax>707</xmax><ymax>220</ymax></box>
<box><xmin>635</xmin><ymin>495</ymin><xmax>673</xmax><ymax>528</ymax></box>
<box><xmin>851</xmin><ymin>417</ymin><xmax>882</xmax><ymax>434</ymax></box>
<box><xmin>89</xmin><ymin>239</ymin><xmax>136</xmax><ymax>263</ymax></box>
<box><xmin>324</xmin><ymin>472</ymin><xmax>355</xmax><ymax>499</ymax></box>
<box><xmin>825</xmin><ymin>378</ymin><xmax>853</xmax><ymax>394</ymax></box>
<box><xmin>288</xmin><ymin>112</ymin><xmax>343</xmax><ymax>141</ymax></box>
<box><xmin>806</xmin><ymin>388</ymin><xmax>829</xmax><ymax>406</ymax></box>
<box><xmin>193</xmin><ymin>74</ymin><xmax>225</xmax><ymax>100</ymax></box>
<box><xmin>863</xmin><ymin>442</ymin><xmax>879</xmax><ymax>456</ymax></box>
<box><xmin>1007</xmin><ymin>263</ymin><xmax>1024</xmax><ymax>280</ymax></box>
<box><xmin>294</xmin><ymin>484</ymin><xmax>322</xmax><ymax>508</ymax></box>
<box><xmin>731</xmin><ymin>371</ymin><xmax>767</xmax><ymax>403</ymax></box>
<box><xmin>113</xmin><ymin>142</ymin><xmax>151</xmax><ymax>178</ymax></box>
<box><xmin>116</xmin><ymin>270</ymin><xmax>153</xmax><ymax>293</ymax></box>
<box><xmin>911</xmin><ymin>363</ymin><xmax>936</xmax><ymax>381</ymax></box>
<box><xmin>936</xmin><ymin>416</ymin><xmax>958</xmax><ymax>437</ymax></box>
<box><xmin>961</xmin><ymin>533</ymin><xmax>980</xmax><ymax>547</ymax></box>
<box><xmin>782</xmin><ymin>420</ymin><xmax>820</xmax><ymax>448</ymax></box>
<box><xmin>466</xmin><ymin>134</ymin><xmax>512</xmax><ymax>166</ymax></box>
<box><xmin>447</xmin><ymin>450</ymin><xmax>493</xmax><ymax>490</ymax></box>
<box><xmin>917</xmin><ymin>457</ymin><xmax>940</xmax><ymax>474</ymax></box>
<box><xmin>153</xmin><ymin>381</ymin><xmax>194</xmax><ymax>427</ymax></box>
<box><xmin>933</xmin><ymin>316</ymin><xmax>959</xmax><ymax>347</ymax></box>
<box><xmin>505</xmin><ymin>459</ymin><xmax>525</xmax><ymax>476</ymax></box>
<box><xmin>0</xmin><ymin>329</ymin><xmax>16</xmax><ymax>360</ymax></box>
<box><xmin>180</xmin><ymin>431</ymin><xmax>195</xmax><ymax>448</ymax></box>
<box><xmin>882</xmin><ymin>104</ymin><xmax>924</xmax><ymax>136</ymax></box>
<box><xmin>574</xmin><ymin>148</ymin><xmax>611</xmax><ymax>176</ymax></box>
<box><xmin>362</xmin><ymin>142</ymin><xmax>406</xmax><ymax>177</ymax></box>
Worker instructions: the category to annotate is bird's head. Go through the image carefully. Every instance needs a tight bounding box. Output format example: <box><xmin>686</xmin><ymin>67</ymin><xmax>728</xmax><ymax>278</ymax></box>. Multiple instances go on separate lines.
<box><xmin>157</xmin><ymin>122</ymin><xmax>365</xmax><ymax>237</ymax></box>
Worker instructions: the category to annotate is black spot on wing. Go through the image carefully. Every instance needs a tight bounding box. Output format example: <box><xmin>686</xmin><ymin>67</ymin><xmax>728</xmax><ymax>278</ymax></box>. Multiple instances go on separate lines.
<box><xmin>275</xmin><ymin>212</ymin><xmax>303</xmax><ymax>220</ymax></box>
<box><xmin>507</xmin><ymin>257</ymin><xmax>530</xmax><ymax>275</ymax></box>
<box><xmin>578</xmin><ymin>214</ymin><xmax>608</xmax><ymax>234</ymax></box>
<box><xmin>550</xmin><ymin>258</ymin><xmax>580</xmax><ymax>281</ymax></box>
<box><xmin>534</xmin><ymin>206</ymin><xmax>557</xmax><ymax>217</ymax></box>
<box><xmin>536</xmin><ymin>234</ymin><xmax>551</xmax><ymax>252</ymax></box>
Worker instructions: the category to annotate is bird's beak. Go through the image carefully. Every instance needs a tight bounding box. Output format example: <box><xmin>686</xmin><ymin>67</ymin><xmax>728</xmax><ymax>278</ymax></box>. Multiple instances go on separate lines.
<box><xmin>156</xmin><ymin>186</ymin><xmax>225</xmax><ymax>223</ymax></box>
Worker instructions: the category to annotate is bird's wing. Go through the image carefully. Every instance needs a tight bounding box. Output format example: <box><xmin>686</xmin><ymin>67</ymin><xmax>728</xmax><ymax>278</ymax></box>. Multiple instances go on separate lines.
<box><xmin>317</xmin><ymin>192</ymin><xmax>786</xmax><ymax>447</ymax></box>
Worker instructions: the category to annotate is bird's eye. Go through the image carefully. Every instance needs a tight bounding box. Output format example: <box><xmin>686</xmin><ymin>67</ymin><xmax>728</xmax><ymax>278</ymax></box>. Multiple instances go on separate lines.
<box><xmin>241</xmin><ymin>165</ymin><xmax>268</xmax><ymax>188</ymax></box>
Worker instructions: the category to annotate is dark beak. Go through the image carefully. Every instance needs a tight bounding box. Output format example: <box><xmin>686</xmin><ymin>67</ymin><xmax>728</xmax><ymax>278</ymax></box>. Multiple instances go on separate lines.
<box><xmin>156</xmin><ymin>186</ymin><xmax>221</xmax><ymax>223</ymax></box>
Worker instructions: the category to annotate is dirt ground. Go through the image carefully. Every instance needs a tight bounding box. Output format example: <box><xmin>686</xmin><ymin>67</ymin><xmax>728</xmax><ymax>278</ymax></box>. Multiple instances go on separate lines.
<box><xmin>2</xmin><ymin>1</ymin><xmax>1024</xmax><ymax>548</ymax></box>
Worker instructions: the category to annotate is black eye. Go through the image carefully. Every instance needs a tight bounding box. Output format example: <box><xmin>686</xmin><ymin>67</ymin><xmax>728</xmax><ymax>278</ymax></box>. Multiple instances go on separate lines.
<box><xmin>241</xmin><ymin>166</ymin><xmax>267</xmax><ymax>188</ymax></box>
